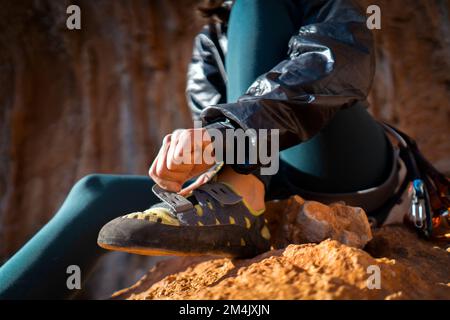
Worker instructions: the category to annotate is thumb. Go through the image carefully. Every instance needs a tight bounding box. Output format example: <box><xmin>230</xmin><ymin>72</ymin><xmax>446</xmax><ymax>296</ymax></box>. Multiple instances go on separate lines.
<box><xmin>178</xmin><ymin>172</ymin><xmax>211</xmax><ymax>196</ymax></box>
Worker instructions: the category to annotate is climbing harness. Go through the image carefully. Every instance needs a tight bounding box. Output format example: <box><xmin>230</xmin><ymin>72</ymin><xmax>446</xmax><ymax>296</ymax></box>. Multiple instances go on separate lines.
<box><xmin>382</xmin><ymin>123</ymin><xmax>449</xmax><ymax>239</ymax></box>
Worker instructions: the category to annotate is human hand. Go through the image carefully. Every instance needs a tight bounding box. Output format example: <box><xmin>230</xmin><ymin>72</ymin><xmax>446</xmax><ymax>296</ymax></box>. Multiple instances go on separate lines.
<box><xmin>148</xmin><ymin>128</ymin><xmax>215</xmax><ymax>194</ymax></box>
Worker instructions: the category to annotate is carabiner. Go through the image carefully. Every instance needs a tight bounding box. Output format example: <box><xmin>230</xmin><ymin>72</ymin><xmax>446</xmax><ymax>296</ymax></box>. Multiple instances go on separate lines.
<box><xmin>410</xmin><ymin>179</ymin><xmax>426</xmax><ymax>228</ymax></box>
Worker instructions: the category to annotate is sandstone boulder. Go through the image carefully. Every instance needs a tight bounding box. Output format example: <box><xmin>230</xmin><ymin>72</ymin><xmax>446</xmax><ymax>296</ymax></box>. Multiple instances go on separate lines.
<box><xmin>266</xmin><ymin>196</ymin><xmax>372</xmax><ymax>249</ymax></box>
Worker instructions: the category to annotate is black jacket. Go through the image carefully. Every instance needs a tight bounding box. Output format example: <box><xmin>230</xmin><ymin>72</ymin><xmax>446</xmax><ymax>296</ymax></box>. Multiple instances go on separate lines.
<box><xmin>186</xmin><ymin>0</ymin><xmax>374</xmax><ymax>173</ymax></box>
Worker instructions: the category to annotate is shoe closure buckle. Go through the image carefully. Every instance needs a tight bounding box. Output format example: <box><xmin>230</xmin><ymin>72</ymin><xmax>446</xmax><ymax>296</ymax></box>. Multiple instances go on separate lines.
<box><xmin>152</xmin><ymin>184</ymin><xmax>194</xmax><ymax>213</ymax></box>
<box><xmin>197</xmin><ymin>183</ymin><xmax>242</xmax><ymax>205</ymax></box>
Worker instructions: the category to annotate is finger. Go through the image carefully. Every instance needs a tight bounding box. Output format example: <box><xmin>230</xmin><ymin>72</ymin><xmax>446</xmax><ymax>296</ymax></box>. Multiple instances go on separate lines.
<box><xmin>192</xmin><ymin>136</ymin><xmax>205</xmax><ymax>165</ymax></box>
<box><xmin>155</xmin><ymin>134</ymin><xmax>172</xmax><ymax>180</ymax></box>
<box><xmin>151</xmin><ymin>164</ymin><xmax>188</xmax><ymax>182</ymax></box>
<box><xmin>148</xmin><ymin>134</ymin><xmax>171</xmax><ymax>178</ymax></box>
<box><xmin>151</xmin><ymin>134</ymin><xmax>195</xmax><ymax>189</ymax></box>
<box><xmin>174</xmin><ymin>130</ymin><xmax>194</xmax><ymax>166</ymax></box>
<box><xmin>178</xmin><ymin>172</ymin><xmax>211</xmax><ymax>196</ymax></box>
<box><xmin>152</xmin><ymin>176</ymin><xmax>182</xmax><ymax>192</ymax></box>
<box><xmin>150</xmin><ymin>135</ymin><xmax>181</xmax><ymax>180</ymax></box>
<box><xmin>150</xmin><ymin>161</ymin><xmax>184</xmax><ymax>191</ymax></box>
<box><xmin>167</xmin><ymin>130</ymin><xmax>189</xmax><ymax>171</ymax></box>
<box><xmin>202</xmin><ymin>139</ymin><xmax>216</xmax><ymax>166</ymax></box>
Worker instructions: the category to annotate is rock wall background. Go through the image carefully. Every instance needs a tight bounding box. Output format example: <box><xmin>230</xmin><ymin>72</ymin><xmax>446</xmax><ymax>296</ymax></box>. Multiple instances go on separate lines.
<box><xmin>361</xmin><ymin>0</ymin><xmax>450</xmax><ymax>171</ymax></box>
<box><xmin>0</xmin><ymin>0</ymin><xmax>449</xmax><ymax>298</ymax></box>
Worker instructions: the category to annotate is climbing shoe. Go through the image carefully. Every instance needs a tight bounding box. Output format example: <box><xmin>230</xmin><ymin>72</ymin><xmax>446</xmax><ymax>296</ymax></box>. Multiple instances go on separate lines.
<box><xmin>97</xmin><ymin>182</ymin><xmax>271</xmax><ymax>258</ymax></box>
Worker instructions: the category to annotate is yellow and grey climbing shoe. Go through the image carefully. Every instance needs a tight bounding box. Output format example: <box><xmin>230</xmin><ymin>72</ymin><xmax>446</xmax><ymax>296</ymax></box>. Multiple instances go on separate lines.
<box><xmin>97</xmin><ymin>182</ymin><xmax>271</xmax><ymax>258</ymax></box>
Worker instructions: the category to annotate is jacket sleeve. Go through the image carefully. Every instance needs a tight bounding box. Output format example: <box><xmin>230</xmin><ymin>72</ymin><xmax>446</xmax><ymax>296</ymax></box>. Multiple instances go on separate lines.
<box><xmin>200</xmin><ymin>0</ymin><xmax>375</xmax><ymax>152</ymax></box>
<box><xmin>186</xmin><ymin>26</ymin><xmax>228</xmax><ymax>122</ymax></box>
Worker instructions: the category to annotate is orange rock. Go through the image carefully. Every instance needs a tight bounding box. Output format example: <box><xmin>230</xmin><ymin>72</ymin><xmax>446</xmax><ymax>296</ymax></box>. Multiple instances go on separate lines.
<box><xmin>113</xmin><ymin>224</ymin><xmax>449</xmax><ymax>299</ymax></box>
<box><xmin>266</xmin><ymin>196</ymin><xmax>372</xmax><ymax>249</ymax></box>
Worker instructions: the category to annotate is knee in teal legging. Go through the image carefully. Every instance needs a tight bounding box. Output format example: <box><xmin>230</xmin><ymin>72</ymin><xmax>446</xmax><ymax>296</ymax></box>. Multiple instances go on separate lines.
<box><xmin>0</xmin><ymin>174</ymin><xmax>156</xmax><ymax>299</ymax></box>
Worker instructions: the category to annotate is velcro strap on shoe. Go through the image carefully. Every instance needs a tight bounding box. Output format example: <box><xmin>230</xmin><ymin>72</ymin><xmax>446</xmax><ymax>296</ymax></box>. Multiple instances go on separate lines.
<box><xmin>197</xmin><ymin>182</ymin><xmax>242</xmax><ymax>205</ymax></box>
<box><xmin>152</xmin><ymin>184</ymin><xmax>193</xmax><ymax>213</ymax></box>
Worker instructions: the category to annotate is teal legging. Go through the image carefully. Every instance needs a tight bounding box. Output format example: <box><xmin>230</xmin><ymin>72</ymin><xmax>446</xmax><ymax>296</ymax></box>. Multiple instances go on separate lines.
<box><xmin>0</xmin><ymin>175</ymin><xmax>158</xmax><ymax>299</ymax></box>
<box><xmin>0</xmin><ymin>0</ymin><xmax>390</xmax><ymax>299</ymax></box>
